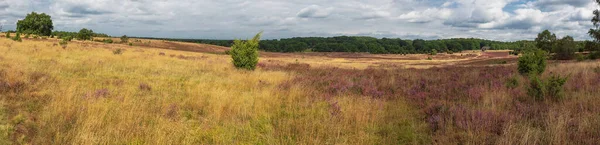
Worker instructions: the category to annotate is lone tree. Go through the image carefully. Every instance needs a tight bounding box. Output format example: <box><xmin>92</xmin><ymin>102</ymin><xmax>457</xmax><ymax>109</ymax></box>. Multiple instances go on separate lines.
<box><xmin>231</xmin><ymin>32</ymin><xmax>262</xmax><ymax>70</ymax></box>
<box><xmin>535</xmin><ymin>30</ymin><xmax>557</xmax><ymax>52</ymax></box>
<box><xmin>77</xmin><ymin>28</ymin><xmax>94</xmax><ymax>41</ymax></box>
<box><xmin>553</xmin><ymin>36</ymin><xmax>577</xmax><ymax>60</ymax></box>
<box><xmin>16</xmin><ymin>12</ymin><xmax>54</xmax><ymax>36</ymax></box>
<box><xmin>120</xmin><ymin>35</ymin><xmax>129</xmax><ymax>43</ymax></box>
<box><xmin>588</xmin><ymin>0</ymin><xmax>600</xmax><ymax>52</ymax></box>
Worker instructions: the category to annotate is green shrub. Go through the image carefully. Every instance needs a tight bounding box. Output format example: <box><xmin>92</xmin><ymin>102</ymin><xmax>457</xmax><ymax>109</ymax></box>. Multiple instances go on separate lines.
<box><xmin>77</xmin><ymin>28</ymin><xmax>94</xmax><ymax>41</ymax></box>
<box><xmin>231</xmin><ymin>32</ymin><xmax>262</xmax><ymax>70</ymax></box>
<box><xmin>505</xmin><ymin>76</ymin><xmax>519</xmax><ymax>89</ymax></box>
<box><xmin>518</xmin><ymin>49</ymin><xmax>547</xmax><ymax>76</ymax></box>
<box><xmin>12</xmin><ymin>33</ymin><xmax>22</xmax><ymax>42</ymax></box>
<box><xmin>63</xmin><ymin>36</ymin><xmax>73</xmax><ymax>41</ymax></box>
<box><xmin>33</xmin><ymin>35</ymin><xmax>39</xmax><ymax>39</ymax></box>
<box><xmin>427</xmin><ymin>57</ymin><xmax>432</xmax><ymax>60</ymax></box>
<box><xmin>430</xmin><ymin>49</ymin><xmax>437</xmax><ymax>55</ymax></box>
<box><xmin>589</xmin><ymin>51</ymin><xmax>600</xmax><ymax>60</ymax></box>
<box><xmin>24</xmin><ymin>33</ymin><xmax>30</xmax><ymax>38</ymax></box>
<box><xmin>5</xmin><ymin>33</ymin><xmax>9</xmax><ymax>38</ymax></box>
<box><xmin>527</xmin><ymin>76</ymin><xmax>545</xmax><ymax>101</ymax></box>
<box><xmin>58</xmin><ymin>39</ymin><xmax>69</xmax><ymax>48</ymax></box>
<box><xmin>113</xmin><ymin>48</ymin><xmax>123</xmax><ymax>55</ymax></box>
<box><xmin>576</xmin><ymin>54</ymin><xmax>586</xmax><ymax>62</ymax></box>
<box><xmin>120</xmin><ymin>35</ymin><xmax>129</xmax><ymax>43</ymax></box>
<box><xmin>103</xmin><ymin>39</ymin><xmax>113</xmax><ymax>44</ymax></box>
<box><xmin>128</xmin><ymin>43</ymin><xmax>133</xmax><ymax>46</ymax></box>
<box><xmin>546</xmin><ymin>74</ymin><xmax>568</xmax><ymax>101</ymax></box>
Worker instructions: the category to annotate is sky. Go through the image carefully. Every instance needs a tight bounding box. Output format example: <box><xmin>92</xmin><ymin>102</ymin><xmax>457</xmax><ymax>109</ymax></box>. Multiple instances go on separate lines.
<box><xmin>0</xmin><ymin>0</ymin><xmax>598</xmax><ymax>41</ymax></box>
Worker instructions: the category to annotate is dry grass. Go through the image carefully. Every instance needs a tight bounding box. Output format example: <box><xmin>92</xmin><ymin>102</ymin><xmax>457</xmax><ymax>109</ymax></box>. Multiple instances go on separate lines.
<box><xmin>1</xmin><ymin>37</ymin><xmax>599</xmax><ymax>144</ymax></box>
<box><xmin>0</xmin><ymin>38</ymin><xmax>427</xmax><ymax>144</ymax></box>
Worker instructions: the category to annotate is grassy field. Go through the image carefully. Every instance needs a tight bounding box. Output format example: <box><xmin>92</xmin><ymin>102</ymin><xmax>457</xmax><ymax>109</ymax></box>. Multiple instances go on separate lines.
<box><xmin>1</xmin><ymin>37</ymin><xmax>600</xmax><ymax>144</ymax></box>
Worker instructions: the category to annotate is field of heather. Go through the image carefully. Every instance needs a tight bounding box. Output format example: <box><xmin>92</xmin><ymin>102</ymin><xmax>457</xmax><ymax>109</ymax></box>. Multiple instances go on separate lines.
<box><xmin>1</xmin><ymin>36</ymin><xmax>600</xmax><ymax>144</ymax></box>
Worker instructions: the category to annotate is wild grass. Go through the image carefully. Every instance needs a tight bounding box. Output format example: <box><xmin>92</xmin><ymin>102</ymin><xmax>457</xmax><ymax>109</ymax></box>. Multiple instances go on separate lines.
<box><xmin>1</xmin><ymin>37</ymin><xmax>599</xmax><ymax>144</ymax></box>
<box><xmin>0</xmin><ymin>38</ymin><xmax>428</xmax><ymax>144</ymax></box>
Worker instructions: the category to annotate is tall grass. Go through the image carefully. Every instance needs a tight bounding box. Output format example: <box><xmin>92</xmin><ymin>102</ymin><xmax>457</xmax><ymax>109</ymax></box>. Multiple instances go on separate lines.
<box><xmin>0</xmin><ymin>38</ymin><xmax>428</xmax><ymax>144</ymax></box>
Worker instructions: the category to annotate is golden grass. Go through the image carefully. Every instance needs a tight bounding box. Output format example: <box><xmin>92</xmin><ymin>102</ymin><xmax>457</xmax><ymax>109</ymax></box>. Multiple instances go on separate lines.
<box><xmin>0</xmin><ymin>38</ymin><xmax>427</xmax><ymax>144</ymax></box>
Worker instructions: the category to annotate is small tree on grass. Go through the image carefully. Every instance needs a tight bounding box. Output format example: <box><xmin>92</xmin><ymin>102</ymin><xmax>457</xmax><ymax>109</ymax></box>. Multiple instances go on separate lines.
<box><xmin>5</xmin><ymin>32</ymin><xmax>9</xmax><ymax>38</ymax></box>
<box><xmin>553</xmin><ymin>36</ymin><xmax>577</xmax><ymax>60</ymax></box>
<box><xmin>120</xmin><ymin>35</ymin><xmax>129</xmax><ymax>43</ymax></box>
<box><xmin>77</xmin><ymin>28</ymin><xmax>94</xmax><ymax>41</ymax></box>
<box><xmin>12</xmin><ymin>33</ymin><xmax>22</xmax><ymax>42</ymax></box>
<box><xmin>518</xmin><ymin>49</ymin><xmax>547</xmax><ymax>76</ymax></box>
<box><xmin>231</xmin><ymin>32</ymin><xmax>262</xmax><ymax>70</ymax></box>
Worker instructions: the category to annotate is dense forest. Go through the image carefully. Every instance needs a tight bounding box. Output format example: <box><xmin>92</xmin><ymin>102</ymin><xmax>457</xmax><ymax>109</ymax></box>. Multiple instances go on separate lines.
<box><xmin>137</xmin><ymin>36</ymin><xmax>588</xmax><ymax>54</ymax></box>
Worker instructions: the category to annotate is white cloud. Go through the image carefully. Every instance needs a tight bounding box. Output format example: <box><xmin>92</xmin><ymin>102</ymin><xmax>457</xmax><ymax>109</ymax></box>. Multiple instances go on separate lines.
<box><xmin>0</xmin><ymin>0</ymin><xmax>597</xmax><ymax>41</ymax></box>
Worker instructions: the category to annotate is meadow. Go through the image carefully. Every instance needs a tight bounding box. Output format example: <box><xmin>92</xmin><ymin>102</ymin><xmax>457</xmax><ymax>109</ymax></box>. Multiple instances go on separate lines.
<box><xmin>1</xmin><ymin>36</ymin><xmax>600</xmax><ymax>144</ymax></box>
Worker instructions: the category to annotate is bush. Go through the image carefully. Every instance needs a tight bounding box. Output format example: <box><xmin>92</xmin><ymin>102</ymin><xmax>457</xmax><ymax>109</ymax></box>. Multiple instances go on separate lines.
<box><xmin>59</xmin><ymin>39</ymin><xmax>68</xmax><ymax>47</ymax></box>
<box><xmin>128</xmin><ymin>43</ymin><xmax>133</xmax><ymax>46</ymax></box>
<box><xmin>24</xmin><ymin>33</ymin><xmax>30</xmax><ymax>38</ymax></box>
<box><xmin>120</xmin><ymin>35</ymin><xmax>129</xmax><ymax>43</ymax></box>
<box><xmin>33</xmin><ymin>35</ymin><xmax>39</xmax><ymax>39</ymax></box>
<box><xmin>576</xmin><ymin>54</ymin><xmax>586</xmax><ymax>62</ymax></box>
<box><xmin>77</xmin><ymin>28</ymin><xmax>94</xmax><ymax>41</ymax></box>
<box><xmin>552</xmin><ymin>36</ymin><xmax>577</xmax><ymax>60</ymax></box>
<box><xmin>527</xmin><ymin>76</ymin><xmax>545</xmax><ymax>101</ymax></box>
<box><xmin>430</xmin><ymin>49</ymin><xmax>437</xmax><ymax>55</ymax></box>
<box><xmin>63</xmin><ymin>36</ymin><xmax>73</xmax><ymax>41</ymax></box>
<box><xmin>518</xmin><ymin>49</ymin><xmax>546</xmax><ymax>76</ymax></box>
<box><xmin>231</xmin><ymin>32</ymin><xmax>262</xmax><ymax>70</ymax></box>
<box><xmin>12</xmin><ymin>33</ymin><xmax>22</xmax><ymax>42</ymax></box>
<box><xmin>5</xmin><ymin>32</ymin><xmax>9</xmax><ymax>38</ymax></box>
<box><xmin>546</xmin><ymin>74</ymin><xmax>568</xmax><ymax>101</ymax></box>
<box><xmin>113</xmin><ymin>48</ymin><xmax>123</xmax><ymax>55</ymax></box>
<box><xmin>505</xmin><ymin>76</ymin><xmax>519</xmax><ymax>89</ymax></box>
<box><xmin>103</xmin><ymin>39</ymin><xmax>113</xmax><ymax>44</ymax></box>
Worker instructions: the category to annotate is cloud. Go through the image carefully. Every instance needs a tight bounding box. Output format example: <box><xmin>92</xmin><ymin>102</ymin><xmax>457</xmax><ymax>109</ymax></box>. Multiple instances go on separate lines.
<box><xmin>0</xmin><ymin>0</ymin><xmax>597</xmax><ymax>41</ymax></box>
<box><xmin>297</xmin><ymin>5</ymin><xmax>333</xmax><ymax>19</ymax></box>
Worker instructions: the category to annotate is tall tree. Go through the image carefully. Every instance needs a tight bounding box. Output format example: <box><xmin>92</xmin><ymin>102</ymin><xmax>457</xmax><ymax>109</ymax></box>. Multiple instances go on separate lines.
<box><xmin>588</xmin><ymin>0</ymin><xmax>600</xmax><ymax>51</ymax></box>
<box><xmin>535</xmin><ymin>30</ymin><xmax>556</xmax><ymax>52</ymax></box>
<box><xmin>16</xmin><ymin>12</ymin><xmax>54</xmax><ymax>36</ymax></box>
<box><xmin>553</xmin><ymin>36</ymin><xmax>577</xmax><ymax>60</ymax></box>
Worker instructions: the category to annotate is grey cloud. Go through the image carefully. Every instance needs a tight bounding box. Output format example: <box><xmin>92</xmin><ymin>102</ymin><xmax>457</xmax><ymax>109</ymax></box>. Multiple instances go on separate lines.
<box><xmin>296</xmin><ymin>5</ymin><xmax>332</xmax><ymax>18</ymax></box>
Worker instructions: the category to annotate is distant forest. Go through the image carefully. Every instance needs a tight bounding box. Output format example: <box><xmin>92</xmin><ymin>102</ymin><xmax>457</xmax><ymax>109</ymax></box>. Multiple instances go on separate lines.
<box><xmin>136</xmin><ymin>36</ymin><xmax>587</xmax><ymax>54</ymax></box>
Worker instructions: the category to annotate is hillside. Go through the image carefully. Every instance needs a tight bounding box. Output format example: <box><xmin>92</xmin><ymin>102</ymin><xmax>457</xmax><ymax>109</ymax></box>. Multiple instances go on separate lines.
<box><xmin>1</xmin><ymin>37</ymin><xmax>600</xmax><ymax>144</ymax></box>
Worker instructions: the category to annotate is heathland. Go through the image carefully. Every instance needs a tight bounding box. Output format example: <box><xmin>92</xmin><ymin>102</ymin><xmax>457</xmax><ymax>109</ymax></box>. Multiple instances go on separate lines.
<box><xmin>1</xmin><ymin>33</ymin><xmax>599</xmax><ymax>144</ymax></box>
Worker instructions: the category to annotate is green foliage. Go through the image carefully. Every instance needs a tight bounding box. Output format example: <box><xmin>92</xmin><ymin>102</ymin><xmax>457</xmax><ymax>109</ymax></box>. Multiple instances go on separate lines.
<box><xmin>77</xmin><ymin>28</ymin><xmax>94</xmax><ymax>41</ymax></box>
<box><xmin>545</xmin><ymin>74</ymin><xmax>568</xmax><ymax>101</ymax></box>
<box><xmin>5</xmin><ymin>33</ymin><xmax>9</xmax><ymax>38</ymax></box>
<box><xmin>518</xmin><ymin>49</ymin><xmax>547</xmax><ymax>76</ymax></box>
<box><xmin>16</xmin><ymin>12</ymin><xmax>54</xmax><ymax>36</ymax></box>
<box><xmin>103</xmin><ymin>39</ymin><xmax>113</xmax><ymax>44</ymax></box>
<box><xmin>505</xmin><ymin>76</ymin><xmax>519</xmax><ymax>89</ymax></box>
<box><xmin>527</xmin><ymin>76</ymin><xmax>545</xmax><ymax>101</ymax></box>
<box><xmin>12</xmin><ymin>33</ymin><xmax>22</xmax><ymax>42</ymax></box>
<box><xmin>128</xmin><ymin>43</ymin><xmax>133</xmax><ymax>46</ymax></box>
<box><xmin>430</xmin><ymin>49</ymin><xmax>437</xmax><ymax>55</ymax></box>
<box><xmin>59</xmin><ymin>39</ymin><xmax>68</xmax><ymax>46</ymax></box>
<box><xmin>535</xmin><ymin>30</ymin><xmax>557</xmax><ymax>52</ymax></box>
<box><xmin>552</xmin><ymin>36</ymin><xmax>577</xmax><ymax>60</ymax></box>
<box><xmin>427</xmin><ymin>57</ymin><xmax>432</xmax><ymax>60</ymax></box>
<box><xmin>576</xmin><ymin>54</ymin><xmax>586</xmax><ymax>62</ymax></box>
<box><xmin>113</xmin><ymin>48</ymin><xmax>123</xmax><ymax>55</ymax></box>
<box><xmin>120</xmin><ymin>35</ymin><xmax>129</xmax><ymax>43</ymax></box>
<box><xmin>231</xmin><ymin>32</ymin><xmax>262</xmax><ymax>70</ymax></box>
<box><xmin>24</xmin><ymin>34</ymin><xmax>30</xmax><ymax>38</ymax></box>
<box><xmin>62</xmin><ymin>36</ymin><xmax>73</xmax><ymax>41</ymax></box>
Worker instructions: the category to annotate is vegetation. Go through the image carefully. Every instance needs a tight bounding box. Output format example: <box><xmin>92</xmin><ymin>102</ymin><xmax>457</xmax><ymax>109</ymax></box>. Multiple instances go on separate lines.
<box><xmin>52</xmin><ymin>31</ymin><xmax>109</xmax><ymax>39</ymax></box>
<box><xmin>76</xmin><ymin>28</ymin><xmax>94</xmax><ymax>41</ymax></box>
<box><xmin>139</xmin><ymin>37</ymin><xmax>561</xmax><ymax>54</ymax></box>
<box><xmin>16</xmin><ymin>12</ymin><xmax>53</xmax><ymax>36</ymax></box>
<box><xmin>11</xmin><ymin>33</ymin><xmax>22</xmax><ymax>42</ymax></box>
<box><xmin>231</xmin><ymin>32</ymin><xmax>261</xmax><ymax>70</ymax></box>
<box><xmin>120</xmin><ymin>35</ymin><xmax>129</xmax><ymax>43</ymax></box>
<box><xmin>552</xmin><ymin>36</ymin><xmax>577</xmax><ymax>60</ymax></box>
<box><xmin>518</xmin><ymin>49</ymin><xmax>547</xmax><ymax>75</ymax></box>
<box><xmin>5</xmin><ymin>32</ymin><xmax>9</xmax><ymax>38</ymax></box>
<box><xmin>535</xmin><ymin>30</ymin><xmax>556</xmax><ymax>52</ymax></box>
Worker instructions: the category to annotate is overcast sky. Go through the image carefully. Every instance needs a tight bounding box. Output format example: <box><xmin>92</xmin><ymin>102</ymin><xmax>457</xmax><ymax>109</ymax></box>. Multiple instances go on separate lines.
<box><xmin>0</xmin><ymin>0</ymin><xmax>598</xmax><ymax>41</ymax></box>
